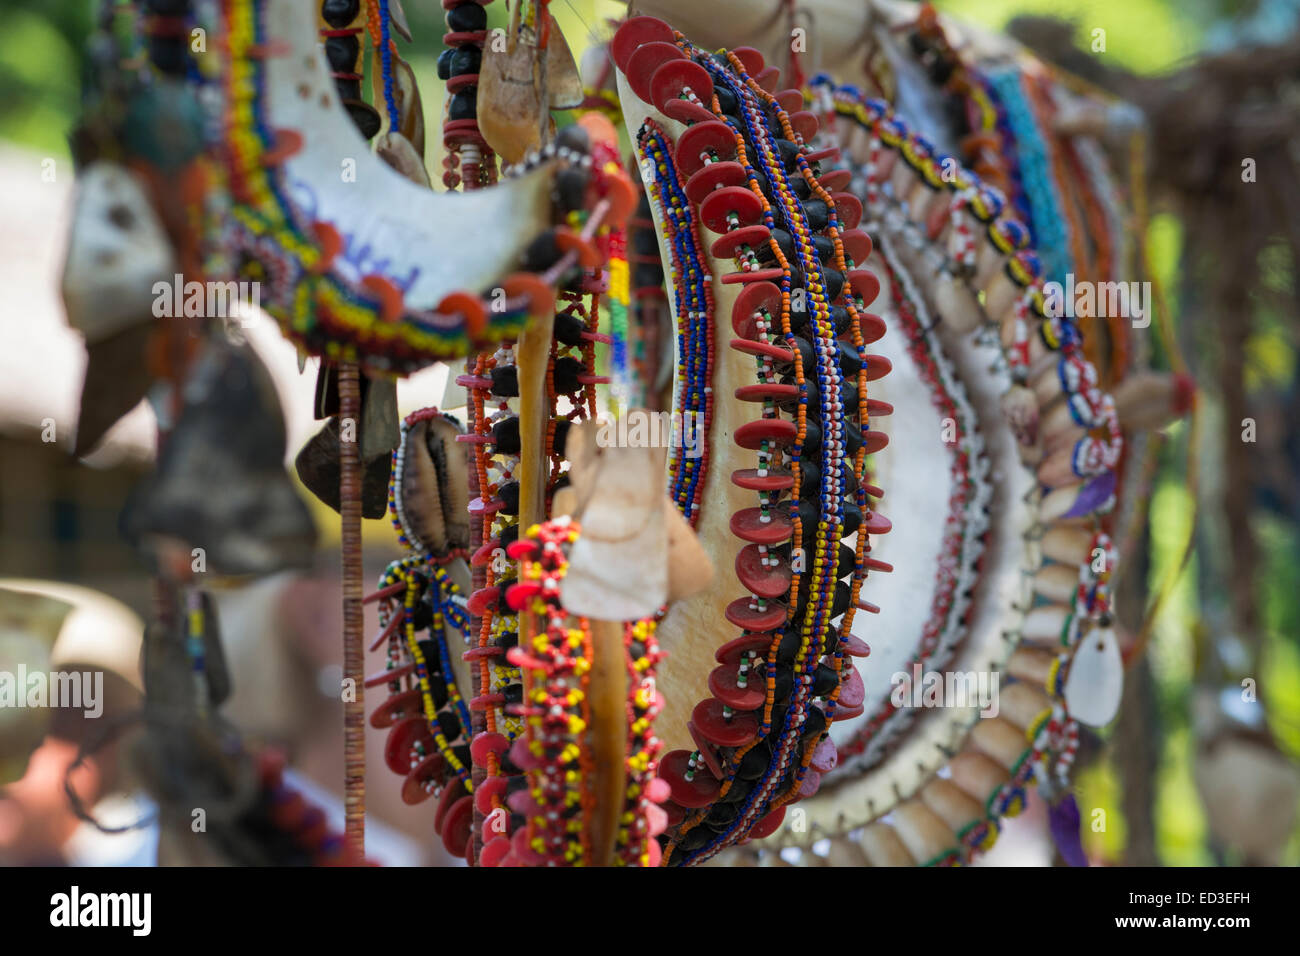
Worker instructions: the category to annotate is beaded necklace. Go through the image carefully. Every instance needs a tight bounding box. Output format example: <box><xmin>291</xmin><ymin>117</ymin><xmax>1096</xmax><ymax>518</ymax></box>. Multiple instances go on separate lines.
<box><xmin>637</xmin><ymin>120</ymin><xmax>714</xmax><ymax>524</ymax></box>
<box><xmin>217</xmin><ymin>0</ymin><xmax>582</xmax><ymax>374</ymax></box>
<box><xmin>647</xmin><ymin>37</ymin><xmax>874</xmax><ymax>866</ymax></box>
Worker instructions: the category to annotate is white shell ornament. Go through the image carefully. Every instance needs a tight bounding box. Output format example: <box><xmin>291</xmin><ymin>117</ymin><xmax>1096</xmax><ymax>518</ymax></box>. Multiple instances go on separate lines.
<box><xmin>1063</xmin><ymin>626</ymin><xmax>1124</xmax><ymax>727</ymax></box>
<box><xmin>60</xmin><ymin>161</ymin><xmax>176</xmax><ymax>344</ymax></box>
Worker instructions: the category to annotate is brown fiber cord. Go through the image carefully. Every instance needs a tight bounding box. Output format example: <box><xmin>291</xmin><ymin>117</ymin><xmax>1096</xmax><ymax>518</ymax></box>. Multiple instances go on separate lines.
<box><xmin>339</xmin><ymin>360</ymin><xmax>366</xmax><ymax>856</ymax></box>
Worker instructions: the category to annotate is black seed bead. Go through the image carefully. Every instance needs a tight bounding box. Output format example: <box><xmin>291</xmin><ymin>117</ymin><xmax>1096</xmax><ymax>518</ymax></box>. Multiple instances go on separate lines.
<box><xmin>521</xmin><ymin>231</ymin><xmax>562</xmax><ymax>272</ymax></box>
<box><xmin>830</xmin><ymin>304</ymin><xmax>851</xmax><ymax>336</ymax></box>
<box><xmin>720</xmin><ymin>776</ymin><xmax>754</xmax><ymax>804</ymax></box>
<box><xmin>552</xmin><ymin>355</ymin><xmax>586</xmax><ymax>394</ymax></box>
<box><xmin>837</xmin><ymin>543</ymin><xmax>856</xmax><ymax>578</ymax></box>
<box><xmin>680</xmin><ymin>826</ymin><xmax>713</xmax><ymax>850</ymax></box>
<box><xmin>554</xmin><ymin>167</ymin><xmax>589</xmax><ymax>212</ymax></box>
<box><xmin>776</xmin><ymin>139</ymin><xmax>801</xmax><ymax>172</ymax></box>
<box><xmin>739</xmin><ymin>742</ymin><xmax>771</xmax><ymax>779</ymax></box>
<box><xmin>812</xmin><ymin>663</ymin><xmax>839</xmax><ymax>697</ymax></box>
<box><xmin>714</xmin><ymin>85</ymin><xmax>740</xmax><ymax>117</ymax></box>
<box><xmin>496</xmin><ymin>629</ymin><xmax>519</xmax><ymax>650</ymax></box>
<box><xmin>844</xmin><ymin>420</ymin><xmax>863</xmax><ymax>457</ymax></box>
<box><xmin>491</xmin><ymin>416</ymin><xmax>520</xmax><ymax>455</ymax></box>
<box><xmin>707</xmin><ymin>801</ymin><xmax>740</xmax><ymax>827</ymax></box>
<box><xmin>449</xmin><ymin>45</ymin><xmax>482</xmax><ymax>77</ymax></box>
<box><xmin>553</xmin><ymin>310</ymin><xmax>588</xmax><ymax>346</ymax></box>
<box><xmin>326</xmin><ymin>35</ymin><xmax>360</xmax><ymax>74</ymax></box>
<box><xmin>321</xmin><ymin>0</ymin><xmax>360</xmax><ymax>28</ymax></box>
<box><xmin>446</xmin><ymin>3</ymin><xmax>487</xmax><ymax>32</ymax></box>
<box><xmin>837</xmin><ymin>339</ymin><xmax>863</xmax><ymax>376</ymax></box>
<box><xmin>773</xmin><ymin>667</ymin><xmax>793</xmax><ymax>704</ymax></box>
<box><xmin>552</xmin><ymin>419</ymin><xmax>571</xmax><ymax>457</ymax></box>
<box><xmin>436</xmin><ymin>707</ymin><xmax>462</xmax><ymax>741</ymax></box>
<box><xmin>448</xmin><ymin>89</ymin><xmax>478</xmax><ymax>121</ymax></box>
<box><xmin>498</xmin><ymin>480</ymin><xmax>520</xmax><ymax>516</ymax></box>
<box><xmin>804</xmin><ymin>199</ymin><xmax>830</xmax><ymax>231</ymax></box>
<box><xmin>503</xmin><ymin>683</ymin><xmax>524</xmax><ymax>705</ymax></box>
<box><xmin>427</xmin><ymin>673</ymin><xmax>449</xmax><ymax>710</ymax></box>
<box><xmin>801</xmin><ymin>707</ymin><xmax>827</xmax><ymax>739</ymax></box>
<box><xmin>489</xmin><ymin>365</ymin><xmax>519</xmax><ymax>397</ymax></box>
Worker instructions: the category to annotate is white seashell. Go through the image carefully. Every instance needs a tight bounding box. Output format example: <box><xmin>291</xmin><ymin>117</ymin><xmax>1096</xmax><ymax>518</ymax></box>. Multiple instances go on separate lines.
<box><xmin>60</xmin><ymin>162</ymin><xmax>175</xmax><ymax>344</ymax></box>
<box><xmin>1064</xmin><ymin>627</ymin><xmax>1123</xmax><ymax>726</ymax></box>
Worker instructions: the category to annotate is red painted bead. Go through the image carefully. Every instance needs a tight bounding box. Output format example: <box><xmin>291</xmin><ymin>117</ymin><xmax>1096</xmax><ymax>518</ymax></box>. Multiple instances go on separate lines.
<box><xmin>692</xmin><ymin>698</ymin><xmax>760</xmax><ymax>747</ymax></box>
<box><xmin>470</xmin><ymin>731</ymin><xmax>510</xmax><ymax>768</ymax></box>
<box><xmin>711</xmin><ymin>223</ymin><xmax>770</xmax><ymax>261</ymax></box>
<box><xmin>734</xmin><ymin>418</ymin><xmax>797</xmax><ymax>450</ymax></box>
<box><xmin>365</xmin><ymin>662</ymin><xmax>412</xmax><ymax>688</ymax></box>
<box><xmin>686</xmin><ymin>160</ymin><xmax>748</xmax><ymax>206</ymax></box>
<box><xmin>610</xmin><ymin>16</ymin><xmax>674</xmax><ymax>72</ymax></box>
<box><xmin>440</xmin><ymin>795</ymin><xmax>474</xmax><ymax>857</ymax></box>
<box><xmin>748</xmin><ymin>806</ymin><xmax>786</xmax><ymax>839</ymax></box>
<box><xmin>370</xmin><ymin>689</ymin><xmax>421</xmax><ymax>729</ymax></box>
<box><xmin>708</xmin><ymin>663</ymin><xmax>767</xmax><ymax>710</ymax></box>
<box><xmin>838</xmin><ymin>663</ymin><xmax>865</xmax><ymax>708</ymax></box>
<box><xmin>735</xmin><ymin>542</ymin><xmax>792</xmax><ymax>597</ymax></box>
<box><xmin>729</xmin><ymin>506</ymin><xmax>794</xmax><ymax>545</ymax></box>
<box><xmin>478</xmin><ymin>835</ymin><xmax>511</xmax><ymax>867</ymax></box>
<box><xmin>809</xmin><ymin>737</ymin><xmax>838</xmax><ymax>773</ymax></box>
<box><xmin>625</xmin><ymin>41</ymin><xmax>686</xmax><ymax>104</ymax></box>
<box><xmin>384</xmin><ymin>716</ymin><xmax>433</xmax><ymax>774</ymax></box>
<box><xmin>700</xmin><ymin>186</ymin><xmax>764</xmax><ymax>234</ymax></box>
<box><xmin>687</xmin><ymin>723</ymin><xmax>726</xmax><ymax>778</ymax></box>
<box><xmin>715</xmin><ymin>631</ymin><xmax>773</xmax><ymax>664</ymax></box>
<box><xmin>651</xmin><ymin>59</ymin><xmax>714</xmax><ymax>124</ymax></box>
<box><xmin>474</xmin><ymin>774</ymin><xmax>507</xmax><ymax>815</ymax></box>
<box><xmin>401</xmin><ymin>751</ymin><xmax>446</xmax><ymax>805</ymax></box>
<box><xmin>725</xmin><ymin>596</ymin><xmax>788</xmax><ymax>631</ymax></box>
<box><xmin>658</xmin><ymin>750</ymin><xmax>721</xmax><ymax>809</ymax></box>
<box><xmin>674</xmin><ymin>121</ymin><xmax>738</xmax><ymax>178</ymax></box>
<box><xmin>830</xmin><ymin>192</ymin><xmax>863</xmax><ymax>230</ymax></box>
<box><xmin>731</xmin><ymin>467</ymin><xmax>794</xmax><ymax>492</ymax></box>
<box><xmin>433</xmin><ymin>777</ymin><xmax>468</xmax><ymax>834</ymax></box>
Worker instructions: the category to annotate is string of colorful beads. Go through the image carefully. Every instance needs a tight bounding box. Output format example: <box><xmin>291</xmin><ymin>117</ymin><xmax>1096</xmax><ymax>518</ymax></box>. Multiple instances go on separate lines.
<box><xmin>440</xmin><ymin>0</ymin><xmax>495</xmax><ymax>190</ymax></box>
<box><xmin>636</xmin><ymin>120</ymin><xmax>713</xmax><ymax>523</ymax></box>
<box><xmin>618</xmin><ymin>617</ymin><xmax>667</xmax><ymax>866</ymax></box>
<box><xmin>504</xmin><ymin>519</ymin><xmax>595</xmax><ymax>865</ymax></box>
